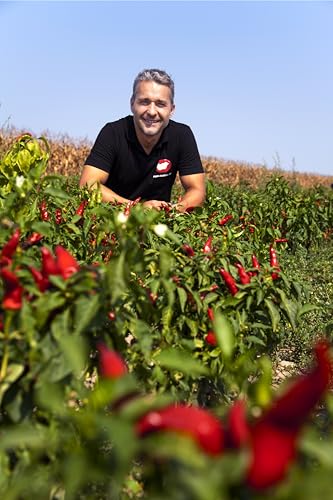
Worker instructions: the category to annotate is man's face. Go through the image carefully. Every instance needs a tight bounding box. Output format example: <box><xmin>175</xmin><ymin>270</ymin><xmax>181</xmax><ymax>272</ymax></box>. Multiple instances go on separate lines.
<box><xmin>131</xmin><ymin>81</ymin><xmax>175</xmax><ymax>139</ymax></box>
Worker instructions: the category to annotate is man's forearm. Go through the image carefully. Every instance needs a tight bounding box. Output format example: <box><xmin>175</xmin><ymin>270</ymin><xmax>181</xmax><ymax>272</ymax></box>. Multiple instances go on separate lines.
<box><xmin>99</xmin><ymin>185</ymin><xmax>131</xmax><ymax>204</ymax></box>
<box><xmin>81</xmin><ymin>179</ymin><xmax>130</xmax><ymax>205</ymax></box>
<box><xmin>176</xmin><ymin>188</ymin><xmax>206</xmax><ymax>212</ymax></box>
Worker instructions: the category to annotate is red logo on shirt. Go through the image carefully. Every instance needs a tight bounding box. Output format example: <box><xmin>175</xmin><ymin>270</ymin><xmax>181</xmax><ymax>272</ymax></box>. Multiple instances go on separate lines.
<box><xmin>155</xmin><ymin>159</ymin><xmax>172</xmax><ymax>174</ymax></box>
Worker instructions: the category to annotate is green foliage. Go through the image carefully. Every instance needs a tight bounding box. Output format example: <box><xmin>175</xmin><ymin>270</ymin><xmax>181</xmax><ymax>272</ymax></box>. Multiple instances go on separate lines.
<box><xmin>0</xmin><ymin>136</ymin><xmax>333</xmax><ymax>498</ymax></box>
<box><xmin>0</xmin><ymin>134</ymin><xmax>49</xmax><ymax>203</ymax></box>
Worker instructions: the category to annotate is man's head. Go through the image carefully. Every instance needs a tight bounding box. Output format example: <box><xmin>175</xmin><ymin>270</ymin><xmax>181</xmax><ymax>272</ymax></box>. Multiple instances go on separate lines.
<box><xmin>130</xmin><ymin>69</ymin><xmax>175</xmax><ymax>143</ymax></box>
<box><xmin>131</xmin><ymin>69</ymin><xmax>175</xmax><ymax>105</ymax></box>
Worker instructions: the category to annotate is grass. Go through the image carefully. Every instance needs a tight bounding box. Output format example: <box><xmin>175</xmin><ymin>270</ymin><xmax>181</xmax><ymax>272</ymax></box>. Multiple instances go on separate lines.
<box><xmin>273</xmin><ymin>241</ymin><xmax>333</xmax><ymax>371</ymax></box>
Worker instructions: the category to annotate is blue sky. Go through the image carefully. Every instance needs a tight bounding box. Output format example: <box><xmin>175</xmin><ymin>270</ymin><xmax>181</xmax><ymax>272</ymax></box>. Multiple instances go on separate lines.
<box><xmin>1</xmin><ymin>1</ymin><xmax>332</xmax><ymax>176</ymax></box>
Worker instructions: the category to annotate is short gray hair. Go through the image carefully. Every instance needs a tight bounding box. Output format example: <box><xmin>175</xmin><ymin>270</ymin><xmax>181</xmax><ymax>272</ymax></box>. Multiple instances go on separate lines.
<box><xmin>131</xmin><ymin>68</ymin><xmax>175</xmax><ymax>104</ymax></box>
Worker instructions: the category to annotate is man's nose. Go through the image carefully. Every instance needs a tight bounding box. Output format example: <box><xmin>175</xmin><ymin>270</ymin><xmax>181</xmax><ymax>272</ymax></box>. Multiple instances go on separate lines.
<box><xmin>147</xmin><ymin>103</ymin><xmax>157</xmax><ymax>116</ymax></box>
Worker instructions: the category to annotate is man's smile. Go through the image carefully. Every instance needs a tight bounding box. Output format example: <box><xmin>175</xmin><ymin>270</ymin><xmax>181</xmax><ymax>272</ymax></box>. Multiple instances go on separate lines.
<box><xmin>142</xmin><ymin>118</ymin><xmax>160</xmax><ymax>126</ymax></box>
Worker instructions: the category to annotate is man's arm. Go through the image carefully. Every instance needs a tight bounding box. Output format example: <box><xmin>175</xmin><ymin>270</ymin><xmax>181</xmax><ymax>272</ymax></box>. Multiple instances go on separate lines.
<box><xmin>80</xmin><ymin>166</ymin><xmax>172</xmax><ymax>210</ymax></box>
<box><xmin>79</xmin><ymin>165</ymin><xmax>131</xmax><ymax>204</ymax></box>
<box><xmin>176</xmin><ymin>173</ymin><xmax>206</xmax><ymax>213</ymax></box>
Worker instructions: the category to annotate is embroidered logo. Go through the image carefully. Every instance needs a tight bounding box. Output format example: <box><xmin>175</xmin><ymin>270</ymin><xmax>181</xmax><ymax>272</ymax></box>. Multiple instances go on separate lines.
<box><xmin>153</xmin><ymin>159</ymin><xmax>172</xmax><ymax>178</ymax></box>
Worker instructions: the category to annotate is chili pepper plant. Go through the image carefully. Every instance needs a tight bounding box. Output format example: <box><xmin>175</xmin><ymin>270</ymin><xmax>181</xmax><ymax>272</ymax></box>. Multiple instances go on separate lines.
<box><xmin>0</xmin><ymin>135</ymin><xmax>333</xmax><ymax>498</ymax></box>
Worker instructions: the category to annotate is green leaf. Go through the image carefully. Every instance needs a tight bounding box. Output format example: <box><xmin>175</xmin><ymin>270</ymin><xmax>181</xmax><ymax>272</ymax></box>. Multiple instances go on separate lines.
<box><xmin>30</xmin><ymin>220</ymin><xmax>53</xmax><ymax>236</ymax></box>
<box><xmin>51</xmin><ymin>309</ymin><xmax>71</xmax><ymax>340</ymax></box>
<box><xmin>161</xmin><ymin>277</ymin><xmax>175</xmax><ymax>308</ymax></box>
<box><xmin>74</xmin><ymin>294</ymin><xmax>100</xmax><ymax>335</ymax></box>
<box><xmin>43</xmin><ymin>186</ymin><xmax>72</xmax><ymax>200</ymax></box>
<box><xmin>0</xmin><ymin>363</ymin><xmax>25</xmax><ymax>404</ymax></box>
<box><xmin>247</xmin><ymin>335</ymin><xmax>266</xmax><ymax>346</ymax></box>
<box><xmin>246</xmin><ymin>294</ymin><xmax>253</xmax><ymax>311</ymax></box>
<box><xmin>297</xmin><ymin>303</ymin><xmax>321</xmax><ymax>318</ymax></box>
<box><xmin>161</xmin><ymin>305</ymin><xmax>174</xmax><ymax>332</ymax></box>
<box><xmin>213</xmin><ymin>311</ymin><xmax>235</xmax><ymax>359</ymax></box>
<box><xmin>277</xmin><ymin>289</ymin><xmax>298</xmax><ymax>330</ymax></box>
<box><xmin>264</xmin><ymin>298</ymin><xmax>281</xmax><ymax>332</ymax></box>
<box><xmin>130</xmin><ymin>319</ymin><xmax>153</xmax><ymax>359</ymax></box>
<box><xmin>106</xmin><ymin>251</ymin><xmax>126</xmax><ymax>302</ymax></box>
<box><xmin>156</xmin><ymin>348</ymin><xmax>208</xmax><ymax>376</ymax></box>
<box><xmin>36</xmin><ymin>382</ymin><xmax>67</xmax><ymax>415</ymax></box>
<box><xmin>256</xmin><ymin>288</ymin><xmax>264</xmax><ymax>306</ymax></box>
<box><xmin>120</xmin><ymin>393</ymin><xmax>173</xmax><ymax>420</ymax></box>
<box><xmin>33</xmin><ymin>292</ymin><xmax>66</xmax><ymax>328</ymax></box>
<box><xmin>301</xmin><ymin>435</ymin><xmax>333</xmax><ymax>467</ymax></box>
<box><xmin>184</xmin><ymin>317</ymin><xmax>199</xmax><ymax>337</ymax></box>
<box><xmin>57</xmin><ymin>335</ymin><xmax>87</xmax><ymax>377</ymax></box>
<box><xmin>41</xmin><ymin>352</ymin><xmax>73</xmax><ymax>383</ymax></box>
<box><xmin>177</xmin><ymin>287</ymin><xmax>187</xmax><ymax>313</ymax></box>
<box><xmin>159</xmin><ymin>246</ymin><xmax>174</xmax><ymax>278</ymax></box>
<box><xmin>0</xmin><ymin>425</ymin><xmax>46</xmax><ymax>451</ymax></box>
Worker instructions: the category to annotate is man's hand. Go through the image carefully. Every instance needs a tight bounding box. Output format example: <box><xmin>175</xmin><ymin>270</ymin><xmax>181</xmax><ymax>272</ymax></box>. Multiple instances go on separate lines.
<box><xmin>142</xmin><ymin>200</ymin><xmax>171</xmax><ymax>210</ymax></box>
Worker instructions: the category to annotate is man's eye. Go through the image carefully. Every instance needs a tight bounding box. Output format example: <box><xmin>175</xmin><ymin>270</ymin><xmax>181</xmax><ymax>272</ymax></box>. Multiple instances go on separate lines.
<box><xmin>139</xmin><ymin>99</ymin><xmax>150</xmax><ymax>105</ymax></box>
<box><xmin>157</xmin><ymin>102</ymin><xmax>166</xmax><ymax>107</ymax></box>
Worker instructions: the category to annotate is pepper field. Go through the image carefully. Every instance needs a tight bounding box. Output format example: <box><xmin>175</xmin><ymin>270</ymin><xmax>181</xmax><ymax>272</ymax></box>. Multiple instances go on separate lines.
<box><xmin>0</xmin><ymin>131</ymin><xmax>333</xmax><ymax>499</ymax></box>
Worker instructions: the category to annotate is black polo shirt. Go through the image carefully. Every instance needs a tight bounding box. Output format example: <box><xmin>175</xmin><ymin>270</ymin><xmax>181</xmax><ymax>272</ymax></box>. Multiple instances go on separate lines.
<box><xmin>84</xmin><ymin>115</ymin><xmax>204</xmax><ymax>202</ymax></box>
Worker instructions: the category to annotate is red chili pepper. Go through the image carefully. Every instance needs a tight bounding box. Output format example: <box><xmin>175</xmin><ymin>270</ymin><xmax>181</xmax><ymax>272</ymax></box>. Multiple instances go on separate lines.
<box><xmin>25</xmin><ymin>232</ymin><xmax>44</xmax><ymax>246</ymax></box>
<box><xmin>124</xmin><ymin>202</ymin><xmax>132</xmax><ymax>217</ymax></box>
<box><xmin>40</xmin><ymin>200</ymin><xmax>50</xmax><ymax>221</ymax></box>
<box><xmin>29</xmin><ymin>266</ymin><xmax>49</xmax><ymax>292</ymax></box>
<box><xmin>147</xmin><ymin>289</ymin><xmax>158</xmax><ymax>305</ymax></box>
<box><xmin>274</xmin><ymin>238</ymin><xmax>289</xmax><ymax>243</ymax></box>
<box><xmin>136</xmin><ymin>404</ymin><xmax>224</xmax><ymax>456</ymax></box>
<box><xmin>107</xmin><ymin>311</ymin><xmax>116</xmax><ymax>321</ymax></box>
<box><xmin>55</xmin><ymin>246</ymin><xmax>80</xmax><ymax>280</ymax></box>
<box><xmin>55</xmin><ymin>208</ymin><xmax>63</xmax><ymax>224</ymax></box>
<box><xmin>0</xmin><ymin>256</ymin><xmax>11</xmax><ymax>268</ymax></box>
<box><xmin>182</xmin><ymin>244</ymin><xmax>195</xmax><ymax>257</ymax></box>
<box><xmin>97</xmin><ymin>342</ymin><xmax>128</xmax><ymax>379</ymax></box>
<box><xmin>41</xmin><ymin>247</ymin><xmax>59</xmax><ymax>277</ymax></box>
<box><xmin>131</xmin><ymin>197</ymin><xmax>141</xmax><ymax>206</ymax></box>
<box><xmin>76</xmin><ymin>200</ymin><xmax>88</xmax><ymax>217</ymax></box>
<box><xmin>0</xmin><ymin>267</ymin><xmax>23</xmax><ymax>310</ymax></box>
<box><xmin>205</xmin><ymin>330</ymin><xmax>217</xmax><ymax>346</ymax></box>
<box><xmin>251</xmin><ymin>254</ymin><xmax>260</xmax><ymax>271</ymax></box>
<box><xmin>219</xmin><ymin>268</ymin><xmax>239</xmax><ymax>296</ymax></box>
<box><xmin>225</xmin><ymin>399</ymin><xmax>250</xmax><ymax>450</ymax></box>
<box><xmin>235</xmin><ymin>263</ymin><xmax>251</xmax><ymax>285</ymax></box>
<box><xmin>269</xmin><ymin>245</ymin><xmax>280</xmax><ymax>280</ymax></box>
<box><xmin>1</xmin><ymin>228</ymin><xmax>20</xmax><ymax>259</ymax></box>
<box><xmin>218</xmin><ymin>214</ymin><xmax>233</xmax><ymax>226</ymax></box>
<box><xmin>207</xmin><ymin>307</ymin><xmax>214</xmax><ymax>322</ymax></box>
<box><xmin>247</xmin><ymin>341</ymin><xmax>332</xmax><ymax>490</ymax></box>
<box><xmin>210</xmin><ymin>284</ymin><xmax>219</xmax><ymax>292</ymax></box>
<box><xmin>202</xmin><ymin>236</ymin><xmax>213</xmax><ymax>254</ymax></box>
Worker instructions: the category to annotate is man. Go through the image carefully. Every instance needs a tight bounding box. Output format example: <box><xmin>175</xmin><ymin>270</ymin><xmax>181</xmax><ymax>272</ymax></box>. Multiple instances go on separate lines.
<box><xmin>80</xmin><ymin>69</ymin><xmax>206</xmax><ymax>212</ymax></box>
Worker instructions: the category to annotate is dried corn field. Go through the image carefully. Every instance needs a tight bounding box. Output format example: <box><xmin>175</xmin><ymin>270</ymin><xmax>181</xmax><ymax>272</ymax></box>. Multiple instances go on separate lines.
<box><xmin>1</xmin><ymin>128</ymin><xmax>332</xmax><ymax>189</ymax></box>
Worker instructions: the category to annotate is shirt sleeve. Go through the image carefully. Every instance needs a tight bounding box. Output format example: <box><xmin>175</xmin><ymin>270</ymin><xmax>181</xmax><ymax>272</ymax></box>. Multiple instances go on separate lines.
<box><xmin>84</xmin><ymin>123</ymin><xmax>116</xmax><ymax>173</ymax></box>
<box><xmin>177</xmin><ymin>125</ymin><xmax>204</xmax><ymax>176</ymax></box>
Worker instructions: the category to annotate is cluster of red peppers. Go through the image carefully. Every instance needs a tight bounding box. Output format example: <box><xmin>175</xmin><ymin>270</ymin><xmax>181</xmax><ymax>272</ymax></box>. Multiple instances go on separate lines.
<box><xmin>97</xmin><ymin>341</ymin><xmax>333</xmax><ymax>491</ymax></box>
<box><xmin>0</xmin><ymin>229</ymin><xmax>23</xmax><ymax>309</ymax></box>
<box><xmin>0</xmin><ymin>228</ymin><xmax>81</xmax><ymax>309</ymax></box>
<box><xmin>39</xmin><ymin>199</ymin><xmax>89</xmax><ymax>225</ymax></box>
<box><xmin>29</xmin><ymin>246</ymin><xmax>80</xmax><ymax>292</ymax></box>
<box><xmin>205</xmin><ymin>307</ymin><xmax>217</xmax><ymax>346</ymax></box>
<box><xmin>123</xmin><ymin>197</ymin><xmax>142</xmax><ymax>217</ymax></box>
<box><xmin>219</xmin><ymin>247</ymin><xmax>281</xmax><ymax>297</ymax></box>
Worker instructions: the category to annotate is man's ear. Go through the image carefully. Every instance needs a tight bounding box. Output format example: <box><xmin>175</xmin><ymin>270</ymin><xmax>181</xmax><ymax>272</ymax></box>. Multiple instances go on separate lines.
<box><xmin>130</xmin><ymin>96</ymin><xmax>134</xmax><ymax>113</ymax></box>
<box><xmin>170</xmin><ymin>104</ymin><xmax>176</xmax><ymax>116</ymax></box>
